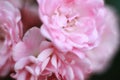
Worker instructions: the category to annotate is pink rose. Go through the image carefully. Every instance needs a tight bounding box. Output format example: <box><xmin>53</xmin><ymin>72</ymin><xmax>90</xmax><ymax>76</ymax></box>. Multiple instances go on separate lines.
<box><xmin>0</xmin><ymin>1</ymin><xmax>23</xmax><ymax>76</ymax></box>
<box><xmin>12</xmin><ymin>40</ymin><xmax>92</xmax><ymax>80</ymax></box>
<box><xmin>47</xmin><ymin>50</ymin><xmax>92</xmax><ymax>80</ymax></box>
<box><xmin>12</xmin><ymin>27</ymin><xmax>92</xmax><ymax>79</ymax></box>
<box><xmin>12</xmin><ymin>55</ymin><xmax>51</xmax><ymax>80</ymax></box>
<box><xmin>37</xmin><ymin>0</ymin><xmax>119</xmax><ymax>75</ymax></box>
<box><xmin>37</xmin><ymin>0</ymin><xmax>106</xmax><ymax>52</ymax></box>
<box><xmin>12</xmin><ymin>51</ymin><xmax>52</xmax><ymax>80</ymax></box>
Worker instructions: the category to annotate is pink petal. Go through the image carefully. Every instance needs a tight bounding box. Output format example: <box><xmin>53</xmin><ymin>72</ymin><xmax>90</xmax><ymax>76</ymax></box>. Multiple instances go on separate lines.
<box><xmin>51</xmin><ymin>54</ymin><xmax>57</xmax><ymax>69</ymax></box>
<box><xmin>25</xmin><ymin>66</ymin><xmax>34</xmax><ymax>75</ymax></box>
<box><xmin>74</xmin><ymin>67</ymin><xmax>84</xmax><ymax>80</ymax></box>
<box><xmin>37</xmin><ymin>0</ymin><xmax>62</xmax><ymax>15</ymax></box>
<box><xmin>40</xmin><ymin>25</ymin><xmax>52</xmax><ymax>40</ymax></box>
<box><xmin>39</xmin><ymin>41</ymin><xmax>52</xmax><ymax>52</ymax></box>
<box><xmin>14</xmin><ymin>57</ymin><xmax>31</xmax><ymax>70</ymax></box>
<box><xmin>35</xmin><ymin>66</ymin><xmax>41</xmax><ymax>76</ymax></box>
<box><xmin>17</xmin><ymin>71</ymin><xmax>27</xmax><ymax>80</ymax></box>
<box><xmin>38</xmin><ymin>48</ymin><xmax>53</xmax><ymax>61</ymax></box>
<box><xmin>66</xmin><ymin>66</ymin><xmax>74</xmax><ymax>80</ymax></box>
<box><xmin>12</xmin><ymin>42</ymin><xmax>30</xmax><ymax>61</ymax></box>
<box><xmin>41</xmin><ymin>57</ymin><xmax>50</xmax><ymax>71</ymax></box>
<box><xmin>23</xmin><ymin>27</ymin><xmax>44</xmax><ymax>49</ymax></box>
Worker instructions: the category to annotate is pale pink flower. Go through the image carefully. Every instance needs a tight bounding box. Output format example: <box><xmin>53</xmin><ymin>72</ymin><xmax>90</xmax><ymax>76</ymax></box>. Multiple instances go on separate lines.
<box><xmin>37</xmin><ymin>0</ymin><xmax>106</xmax><ymax>52</ymax></box>
<box><xmin>86</xmin><ymin>7</ymin><xmax>119</xmax><ymax>73</ymax></box>
<box><xmin>0</xmin><ymin>0</ymin><xmax>23</xmax><ymax>76</ymax></box>
<box><xmin>12</xmin><ymin>37</ymin><xmax>54</xmax><ymax>80</ymax></box>
<box><xmin>37</xmin><ymin>0</ymin><xmax>119</xmax><ymax>75</ymax></box>
<box><xmin>12</xmin><ymin>26</ymin><xmax>92</xmax><ymax>79</ymax></box>
<box><xmin>12</xmin><ymin>40</ymin><xmax>92</xmax><ymax>80</ymax></box>
<box><xmin>12</xmin><ymin>55</ymin><xmax>51</xmax><ymax>80</ymax></box>
<box><xmin>46</xmin><ymin>50</ymin><xmax>92</xmax><ymax>80</ymax></box>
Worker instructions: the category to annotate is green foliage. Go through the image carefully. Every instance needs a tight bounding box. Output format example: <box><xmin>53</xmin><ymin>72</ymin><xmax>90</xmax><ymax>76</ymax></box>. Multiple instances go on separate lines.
<box><xmin>106</xmin><ymin>0</ymin><xmax>120</xmax><ymax>13</ymax></box>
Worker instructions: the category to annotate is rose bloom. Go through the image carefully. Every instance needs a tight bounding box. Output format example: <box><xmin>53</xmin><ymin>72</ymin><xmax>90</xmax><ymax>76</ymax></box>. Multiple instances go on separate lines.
<box><xmin>37</xmin><ymin>0</ymin><xmax>106</xmax><ymax>52</ymax></box>
<box><xmin>0</xmin><ymin>0</ymin><xmax>23</xmax><ymax>76</ymax></box>
<box><xmin>12</xmin><ymin>27</ymin><xmax>92</xmax><ymax>80</ymax></box>
<box><xmin>12</xmin><ymin>40</ymin><xmax>92</xmax><ymax>80</ymax></box>
<box><xmin>37</xmin><ymin>0</ymin><xmax>119</xmax><ymax>74</ymax></box>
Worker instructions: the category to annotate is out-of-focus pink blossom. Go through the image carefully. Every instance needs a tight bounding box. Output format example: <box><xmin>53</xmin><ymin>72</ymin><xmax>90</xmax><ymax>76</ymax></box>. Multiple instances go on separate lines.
<box><xmin>86</xmin><ymin>7</ymin><xmax>119</xmax><ymax>73</ymax></box>
<box><xmin>12</xmin><ymin>40</ymin><xmax>92</xmax><ymax>80</ymax></box>
<box><xmin>0</xmin><ymin>0</ymin><xmax>23</xmax><ymax>76</ymax></box>
<box><xmin>37</xmin><ymin>0</ymin><xmax>106</xmax><ymax>52</ymax></box>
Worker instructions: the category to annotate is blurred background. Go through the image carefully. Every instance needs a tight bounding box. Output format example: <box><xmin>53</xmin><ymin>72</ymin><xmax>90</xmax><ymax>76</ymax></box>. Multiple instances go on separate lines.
<box><xmin>90</xmin><ymin>0</ymin><xmax>120</xmax><ymax>80</ymax></box>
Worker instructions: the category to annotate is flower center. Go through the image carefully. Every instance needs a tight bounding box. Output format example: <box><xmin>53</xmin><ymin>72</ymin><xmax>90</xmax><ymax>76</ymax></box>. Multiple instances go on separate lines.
<box><xmin>63</xmin><ymin>16</ymin><xmax>78</xmax><ymax>32</ymax></box>
<box><xmin>54</xmin><ymin>5</ymin><xmax>80</xmax><ymax>33</ymax></box>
